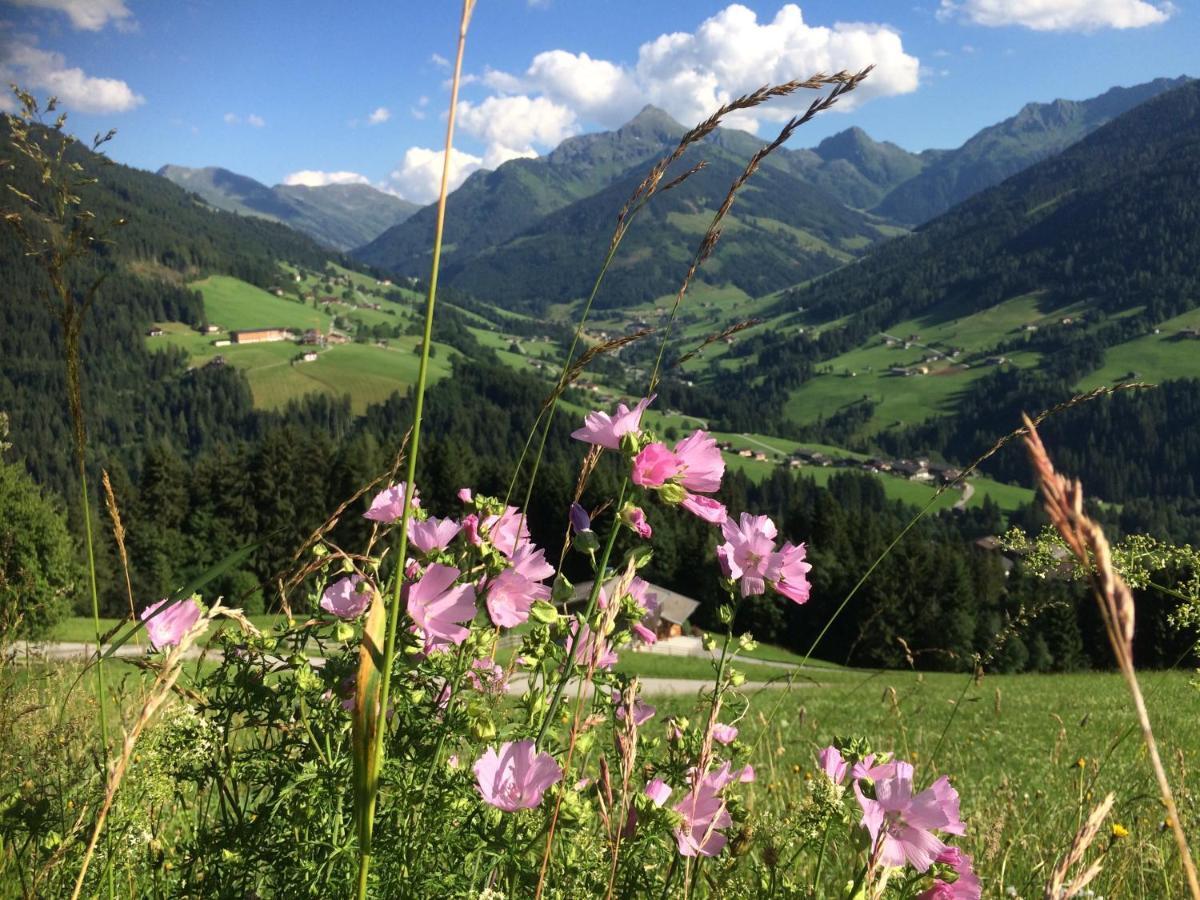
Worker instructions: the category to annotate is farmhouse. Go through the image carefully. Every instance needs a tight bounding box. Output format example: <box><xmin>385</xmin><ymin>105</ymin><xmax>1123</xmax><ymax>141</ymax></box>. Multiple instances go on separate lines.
<box><xmin>231</xmin><ymin>328</ymin><xmax>291</xmax><ymax>345</ymax></box>
<box><xmin>570</xmin><ymin>579</ymin><xmax>699</xmax><ymax>641</ymax></box>
<box><xmin>146</xmin><ymin>327</ymin><xmax>165</xmax><ymax>337</ymax></box>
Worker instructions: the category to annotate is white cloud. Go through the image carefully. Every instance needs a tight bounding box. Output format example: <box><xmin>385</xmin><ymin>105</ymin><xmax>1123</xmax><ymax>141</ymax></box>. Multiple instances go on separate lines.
<box><xmin>0</xmin><ymin>39</ymin><xmax>143</xmax><ymax>112</ymax></box>
<box><xmin>246</xmin><ymin>113</ymin><xmax>265</xmax><ymax>127</ymax></box>
<box><xmin>386</xmin><ymin>146</ymin><xmax>485</xmax><ymax>204</ymax></box>
<box><xmin>368</xmin><ymin>106</ymin><xmax>390</xmax><ymax>125</ymax></box>
<box><xmin>282</xmin><ymin>170</ymin><xmax>370</xmax><ymax>187</ymax></box>
<box><xmin>476</xmin><ymin>4</ymin><xmax>919</xmax><ymax>145</ymax></box>
<box><xmin>458</xmin><ymin>94</ymin><xmax>578</xmax><ymax>152</ymax></box>
<box><xmin>937</xmin><ymin>0</ymin><xmax>1173</xmax><ymax>31</ymax></box>
<box><xmin>223</xmin><ymin>112</ymin><xmax>239</xmax><ymax>124</ymax></box>
<box><xmin>8</xmin><ymin>0</ymin><xmax>134</xmax><ymax>31</ymax></box>
<box><xmin>430</xmin><ymin>52</ymin><xmax>450</xmax><ymax>68</ymax></box>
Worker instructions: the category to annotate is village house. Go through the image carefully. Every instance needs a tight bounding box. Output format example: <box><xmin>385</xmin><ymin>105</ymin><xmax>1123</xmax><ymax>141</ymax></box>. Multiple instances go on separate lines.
<box><xmin>146</xmin><ymin>327</ymin><xmax>165</xmax><ymax>337</ymax></box>
<box><xmin>231</xmin><ymin>328</ymin><xmax>292</xmax><ymax>345</ymax></box>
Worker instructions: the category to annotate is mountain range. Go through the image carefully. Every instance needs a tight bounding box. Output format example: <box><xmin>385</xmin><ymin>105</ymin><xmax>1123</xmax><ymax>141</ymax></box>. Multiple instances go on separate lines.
<box><xmin>157</xmin><ymin>164</ymin><xmax>419</xmax><ymax>251</ymax></box>
<box><xmin>352</xmin><ymin>76</ymin><xmax>1188</xmax><ymax>310</ymax></box>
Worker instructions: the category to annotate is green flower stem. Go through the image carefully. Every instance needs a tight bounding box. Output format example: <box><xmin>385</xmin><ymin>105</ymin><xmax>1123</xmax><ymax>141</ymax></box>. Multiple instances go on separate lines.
<box><xmin>536</xmin><ymin>479</ymin><xmax>628</xmax><ymax>748</ymax></box>
<box><xmin>355</xmin><ymin>3</ymin><xmax>474</xmax><ymax>896</ymax></box>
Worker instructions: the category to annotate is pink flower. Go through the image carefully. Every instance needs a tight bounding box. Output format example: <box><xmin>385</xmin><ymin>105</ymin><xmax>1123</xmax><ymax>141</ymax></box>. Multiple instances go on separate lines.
<box><xmin>482</xmin><ymin>506</ymin><xmax>530</xmax><ymax>558</ymax></box>
<box><xmin>681</xmin><ymin>493</ymin><xmax>727</xmax><ymax>524</ymax></box>
<box><xmin>615</xmin><ymin>695</ymin><xmax>656</xmax><ymax>726</ymax></box>
<box><xmin>632</xmin><ymin>443</ymin><xmax>679</xmax><ymax>487</ymax></box>
<box><xmin>457</xmin><ymin>487</ymin><xmax>473</xmax><ymax>503</ymax></box>
<box><xmin>775</xmin><ymin>542</ymin><xmax>812</xmax><ymax>604</ymax></box>
<box><xmin>566</xmin><ymin>620</ymin><xmax>618</xmax><ymax>670</ymax></box>
<box><xmin>855</xmin><ymin>761</ymin><xmax>967</xmax><ymax>872</ymax></box>
<box><xmin>645</xmin><ymin>778</ymin><xmax>673</xmax><ymax>807</ymax></box>
<box><xmin>710</xmin><ymin>723</ymin><xmax>738</xmax><ymax>745</ymax></box>
<box><xmin>509</xmin><ymin>542</ymin><xmax>554</xmax><ymax>582</ymax></box>
<box><xmin>632</xmin><ymin>622</ymin><xmax>657</xmax><ymax>645</ymax></box>
<box><xmin>919</xmin><ymin>847</ymin><xmax>982</xmax><ymax>900</ymax></box>
<box><xmin>140</xmin><ymin>597</ymin><xmax>202</xmax><ymax>650</ymax></box>
<box><xmin>474</xmin><ymin>740</ymin><xmax>562</xmax><ymax>811</ymax></box>
<box><xmin>673</xmin><ymin>768</ymin><xmax>733</xmax><ymax>857</ymax></box>
<box><xmin>624</xmin><ymin>505</ymin><xmax>653</xmax><ymax>539</ymax></box>
<box><xmin>486</xmin><ymin>569</ymin><xmax>550</xmax><ymax>628</ymax></box>
<box><xmin>817</xmin><ymin>745</ymin><xmax>848</xmax><ymax>785</ymax></box>
<box><xmin>363</xmin><ymin>482</ymin><xmax>419</xmax><ymax>523</ymax></box>
<box><xmin>571</xmin><ymin>396</ymin><xmax>652</xmax><ymax>450</ymax></box>
<box><xmin>409</xmin><ymin>516</ymin><xmax>461</xmax><ymax>554</ymax></box>
<box><xmin>673</xmin><ymin>430</ymin><xmax>724</xmax><ymax>494</ymax></box>
<box><xmin>629</xmin><ymin>577</ymin><xmax>660</xmax><ymax>616</ymax></box>
<box><xmin>462</xmin><ymin>513</ymin><xmax>481</xmax><ymax>545</ymax></box>
<box><xmin>468</xmin><ymin>658</ymin><xmax>506</xmax><ymax>694</ymax></box>
<box><xmin>718</xmin><ymin>513</ymin><xmax>781</xmax><ymax>597</ymax></box>
<box><xmin>406</xmin><ymin>563</ymin><xmax>477</xmax><ymax>651</ymax></box>
<box><xmin>320</xmin><ymin>575</ymin><xmax>372</xmax><ymax>619</ymax></box>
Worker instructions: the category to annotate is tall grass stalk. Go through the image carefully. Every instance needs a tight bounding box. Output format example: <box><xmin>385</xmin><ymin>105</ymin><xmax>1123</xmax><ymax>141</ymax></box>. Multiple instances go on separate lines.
<box><xmin>353</xmin><ymin>2</ymin><xmax>475</xmax><ymax>896</ymax></box>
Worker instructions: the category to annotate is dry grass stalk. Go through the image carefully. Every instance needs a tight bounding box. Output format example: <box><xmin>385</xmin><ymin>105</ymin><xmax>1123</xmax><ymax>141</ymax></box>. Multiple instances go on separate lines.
<box><xmin>70</xmin><ymin>603</ymin><xmax>259</xmax><ymax>899</ymax></box>
<box><xmin>611</xmin><ymin>70</ymin><xmax>869</xmax><ymax>253</ymax></box>
<box><xmin>541</xmin><ymin>328</ymin><xmax>654</xmax><ymax>413</ymax></box>
<box><xmin>648</xmin><ymin>70</ymin><xmax>872</xmax><ymax>392</ymax></box>
<box><xmin>101</xmin><ymin>469</ymin><xmax>137</xmax><ymax>623</ymax></box>
<box><xmin>1024</xmin><ymin>418</ymin><xmax>1200</xmax><ymax>899</ymax></box>
<box><xmin>1044</xmin><ymin>792</ymin><xmax>1114</xmax><ymax>899</ymax></box>
<box><xmin>674</xmin><ymin>318</ymin><xmax>762</xmax><ymax>368</ymax></box>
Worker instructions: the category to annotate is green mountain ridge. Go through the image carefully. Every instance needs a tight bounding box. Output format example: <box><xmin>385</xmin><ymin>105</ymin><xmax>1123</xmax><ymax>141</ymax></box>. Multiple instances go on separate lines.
<box><xmin>874</xmin><ymin>75</ymin><xmax>1191</xmax><ymax>224</ymax></box>
<box><xmin>157</xmin><ymin>164</ymin><xmax>419</xmax><ymax>251</ymax></box>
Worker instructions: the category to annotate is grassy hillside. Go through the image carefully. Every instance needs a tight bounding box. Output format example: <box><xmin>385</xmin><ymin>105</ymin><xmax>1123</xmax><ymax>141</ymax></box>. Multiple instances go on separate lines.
<box><xmin>150</xmin><ymin>274</ymin><xmax>456</xmax><ymax>413</ymax></box>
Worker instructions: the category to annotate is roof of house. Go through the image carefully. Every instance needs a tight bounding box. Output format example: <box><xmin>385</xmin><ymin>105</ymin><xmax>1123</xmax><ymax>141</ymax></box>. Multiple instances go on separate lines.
<box><xmin>571</xmin><ymin>578</ymin><xmax>699</xmax><ymax>625</ymax></box>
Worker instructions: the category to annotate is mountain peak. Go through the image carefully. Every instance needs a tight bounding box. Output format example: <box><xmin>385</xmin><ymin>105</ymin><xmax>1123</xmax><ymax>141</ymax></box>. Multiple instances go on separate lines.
<box><xmin>621</xmin><ymin>104</ymin><xmax>687</xmax><ymax>138</ymax></box>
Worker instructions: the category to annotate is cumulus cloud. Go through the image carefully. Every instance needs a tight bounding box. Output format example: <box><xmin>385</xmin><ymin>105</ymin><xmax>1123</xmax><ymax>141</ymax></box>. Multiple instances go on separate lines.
<box><xmin>246</xmin><ymin>113</ymin><xmax>265</xmax><ymax>127</ymax></box>
<box><xmin>430</xmin><ymin>52</ymin><xmax>450</xmax><ymax>68</ymax></box>
<box><xmin>458</xmin><ymin>94</ymin><xmax>578</xmax><ymax>154</ymax></box>
<box><xmin>282</xmin><ymin>170</ymin><xmax>370</xmax><ymax>187</ymax></box>
<box><xmin>937</xmin><ymin>0</ymin><xmax>1173</xmax><ymax>31</ymax></box>
<box><xmin>368</xmin><ymin>106</ymin><xmax>390</xmax><ymax>125</ymax></box>
<box><xmin>386</xmin><ymin>146</ymin><xmax>485</xmax><ymax>204</ymax></box>
<box><xmin>8</xmin><ymin>0</ymin><xmax>134</xmax><ymax>31</ymax></box>
<box><xmin>223</xmin><ymin>112</ymin><xmax>239</xmax><ymax>124</ymax></box>
<box><xmin>0</xmin><ymin>39</ymin><xmax>144</xmax><ymax>112</ymax></box>
<box><xmin>224</xmin><ymin>112</ymin><xmax>265</xmax><ymax>126</ymax></box>
<box><xmin>472</xmin><ymin>4</ymin><xmax>918</xmax><ymax>147</ymax></box>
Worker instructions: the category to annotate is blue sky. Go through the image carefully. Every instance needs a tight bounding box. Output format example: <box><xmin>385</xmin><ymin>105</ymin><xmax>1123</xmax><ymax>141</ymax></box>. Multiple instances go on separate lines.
<box><xmin>0</xmin><ymin>0</ymin><xmax>1193</xmax><ymax>202</ymax></box>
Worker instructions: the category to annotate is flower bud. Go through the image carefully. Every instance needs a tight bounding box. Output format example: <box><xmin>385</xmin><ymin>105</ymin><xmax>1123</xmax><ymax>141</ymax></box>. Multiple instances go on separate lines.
<box><xmin>658</xmin><ymin>482</ymin><xmax>688</xmax><ymax>505</ymax></box>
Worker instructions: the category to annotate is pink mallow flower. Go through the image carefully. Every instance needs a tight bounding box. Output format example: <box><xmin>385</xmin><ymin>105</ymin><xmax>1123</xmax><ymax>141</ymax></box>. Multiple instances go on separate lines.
<box><xmin>571</xmin><ymin>396</ymin><xmax>653</xmax><ymax>450</ymax></box>
<box><xmin>919</xmin><ymin>847</ymin><xmax>982</xmax><ymax>900</ymax></box>
<box><xmin>615</xmin><ymin>694</ymin><xmax>656</xmax><ymax>726</ymax></box>
<box><xmin>486</xmin><ymin>569</ymin><xmax>550</xmax><ymax>628</ymax></box>
<box><xmin>774</xmin><ymin>542</ymin><xmax>812</xmax><ymax>605</ymax></box>
<box><xmin>710</xmin><ymin>723</ymin><xmax>738</xmax><ymax>745</ymax></box>
<box><xmin>320</xmin><ymin>575</ymin><xmax>372</xmax><ymax>620</ymax></box>
<box><xmin>855</xmin><ymin>761</ymin><xmax>966</xmax><ymax>872</ymax></box>
<box><xmin>631</xmin><ymin>443</ymin><xmax>680</xmax><ymax>487</ymax></box>
<box><xmin>718</xmin><ymin>513</ymin><xmax>782</xmax><ymax>597</ymax></box>
<box><xmin>140</xmin><ymin>597</ymin><xmax>202</xmax><ymax>650</ymax></box>
<box><xmin>474</xmin><ymin>740</ymin><xmax>563</xmax><ymax>811</ymax></box>
<box><xmin>817</xmin><ymin>745</ymin><xmax>848</xmax><ymax>785</ymax></box>
<box><xmin>363</xmin><ymin>481</ymin><xmax>419</xmax><ymax>523</ymax></box>
<box><xmin>681</xmin><ymin>493</ymin><xmax>727</xmax><ymax>524</ymax></box>
<box><xmin>409</xmin><ymin>516</ymin><xmax>461</xmax><ymax>554</ymax></box>
<box><xmin>673</xmin><ymin>767</ymin><xmax>734</xmax><ymax>857</ymax></box>
<box><xmin>406</xmin><ymin>563</ymin><xmax>477</xmax><ymax>651</ymax></box>
<box><xmin>509</xmin><ymin>542</ymin><xmax>554</xmax><ymax>582</ymax></box>
<box><xmin>482</xmin><ymin>506</ymin><xmax>530</xmax><ymax>558</ymax></box>
<box><xmin>645</xmin><ymin>778</ymin><xmax>672</xmax><ymax>807</ymax></box>
<box><xmin>566</xmin><ymin>620</ymin><xmax>618</xmax><ymax>670</ymax></box>
<box><xmin>623</xmin><ymin>506</ymin><xmax>653</xmax><ymax>539</ymax></box>
<box><xmin>672</xmin><ymin>430</ymin><xmax>724</xmax><ymax>494</ymax></box>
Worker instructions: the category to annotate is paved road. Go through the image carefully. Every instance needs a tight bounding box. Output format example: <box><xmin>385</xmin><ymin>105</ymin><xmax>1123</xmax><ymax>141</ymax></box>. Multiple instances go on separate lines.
<box><xmin>12</xmin><ymin>642</ymin><xmax>821</xmax><ymax>698</ymax></box>
<box><xmin>954</xmin><ymin>480</ymin><xmax>975</xmax><ymax>510</ymax></box>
